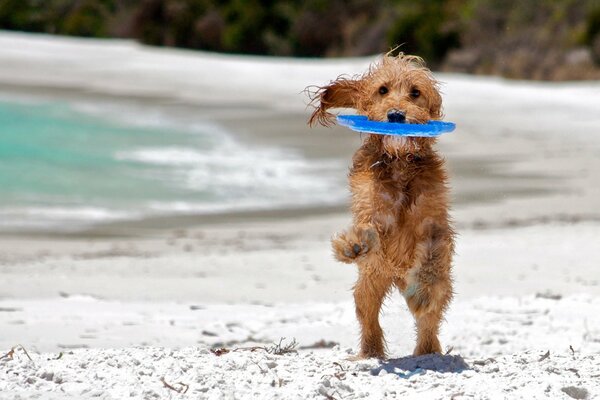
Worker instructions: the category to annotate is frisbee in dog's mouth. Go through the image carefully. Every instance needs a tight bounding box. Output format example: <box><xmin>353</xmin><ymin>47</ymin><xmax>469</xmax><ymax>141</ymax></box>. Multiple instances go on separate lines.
<box><xmin>336</xmin><ymin>115</ymin><xmax>455</xmax><ymax>137</ymax></box>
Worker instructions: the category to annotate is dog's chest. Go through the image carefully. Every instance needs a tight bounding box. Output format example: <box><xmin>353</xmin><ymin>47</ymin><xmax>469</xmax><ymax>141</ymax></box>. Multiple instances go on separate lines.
<box><xmin>350</xmin><ymin>159</ymin><xmax>415</xmax><ymax>229</ymax></box>
<box><xmin>371</xmin><ymin>182</ymin><xmax>407</xmax><ymax>231</ymax></box>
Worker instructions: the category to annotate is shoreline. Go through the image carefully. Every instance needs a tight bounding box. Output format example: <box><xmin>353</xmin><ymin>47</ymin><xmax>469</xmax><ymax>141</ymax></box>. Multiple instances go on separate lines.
<box><xmin>0</xmin><ymin>204</ymin><xmax>348</xmax><ymax>239</ymax></box>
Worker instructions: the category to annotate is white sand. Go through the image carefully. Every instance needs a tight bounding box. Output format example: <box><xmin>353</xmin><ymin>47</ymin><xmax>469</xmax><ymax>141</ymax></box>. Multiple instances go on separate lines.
<box><xmin>1</xmin><ymin>219</ymin><xmax>599</xmax><ymax>399</ymax></box>
<box><xmin>0</xmin><ymin>31</ymin><xmax>599</xmax><ymax>399</ymax></box>
<box><xmin>1</xmin><ymin>295</ymin><xmax>598</xmax><ymax>399</ymax></box>
<box><xmin>1</xmin><ymin>293</ymin><xmax>598</xmax><ymax>398</ymax></box>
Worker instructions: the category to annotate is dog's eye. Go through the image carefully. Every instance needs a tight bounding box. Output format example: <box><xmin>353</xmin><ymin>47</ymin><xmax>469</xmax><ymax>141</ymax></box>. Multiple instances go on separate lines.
<box><xmin>410</xmin><ymin>88</ymin><xmax>420</xmax><ymax>98</ymax></box>
<box><xmin>378</xmin><ymin>86</ymin><xmax>388</xmax><ymax>95</ymax></box>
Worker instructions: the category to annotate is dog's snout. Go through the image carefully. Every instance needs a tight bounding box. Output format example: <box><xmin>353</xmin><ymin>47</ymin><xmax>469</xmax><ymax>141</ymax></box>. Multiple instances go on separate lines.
<box><xmin>387</xmin><ymin>109</ymin><xmax>406</xmax><ymax>123</ymax></box>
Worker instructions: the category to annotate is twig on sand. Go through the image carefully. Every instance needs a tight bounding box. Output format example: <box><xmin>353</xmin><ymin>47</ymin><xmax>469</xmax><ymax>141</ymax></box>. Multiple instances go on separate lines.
<box><xmin>333</xmin><ymin>362</ymin><xmax>346</xmax><ymax>371</ymax></box>
<box><xmin>322</xmin><ymin>391</ymin><xmax>341</xmax><ymax>400</ymax></box>
<box><xmin>212</xmin><ymin>338</ymin><xmax>299</xmax><ymax>357</ymax></box>
<box><xmin>160</xmin><ymin>377</ymin><xmax>189</xmax><ymax>394</ymax></box>
<box><xmin>268</xmin><ymin>338</ymin><xmax>298</xmax><ymax>355</ymax></box>
<box><xmin>319</xmin><ymin>362</ymin><xmax>348</xmax><ymax>383</ymax></box>
<box><xmin>299</xmin><ymin>340</ymin><xmax>338</xmax><ymax>350</ymax></box>
<box><xmin>232</xmin><ymin>346</ymin><xmax>265</xmax><ymax>353</ymax></box>
<box><xmin>0</xmin><ymin>348</ymin><xmax>14</xmax><ymax>361</ymax></box>
<box><xmin>332</xmin><ymin>362</ymin><xmax>347</xmax><ymax>380</ymax></box>
<box><xmin>1</xmin><ymin>344</ymin><xmax>34</xmax><ymax>364</ymax></box>
<box><xmin>249</xmin><ymin>359</ymin><xmax>267</xmax><ymax>375</ymax></box>
<box><xmin>210</xmin><ymin>348</ymin><xmax>230</xmax><ymax>356</ymax></box>
<box><xmin>538</xmin><ymin>350</ymin><xmax>550</xmax><ymax>362</ymax></box>
<box><xmin>270</xmin><ymin>377</ymin><xmax>289</xmax><ymax>387</ymax></box>
<box><xmin>16</xmin><ymin>344</ymin><xmax>33</xmax><ymax>362</ymax></box>
<box><xmin>47</xmin><ymin>352</ymin><xmax>64</xmax><ymax>361</ymax></box>
<box><xmin>546</xmin><ymin>366</ymin><xmax>560</xmax><ymax>375</ymax></box>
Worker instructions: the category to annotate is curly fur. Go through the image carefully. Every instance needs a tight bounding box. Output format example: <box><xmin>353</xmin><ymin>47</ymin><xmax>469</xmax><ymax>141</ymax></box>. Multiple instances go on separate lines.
<box><xmin>307</xmin><ymin>53</ymin><xmax>454</xmax><ymax>359</ymax></box>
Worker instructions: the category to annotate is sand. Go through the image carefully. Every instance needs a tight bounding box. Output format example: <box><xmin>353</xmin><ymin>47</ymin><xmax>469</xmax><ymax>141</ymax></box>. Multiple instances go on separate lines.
<box><xmin>0</xmin><ymin>31</ymin><xmax>599</xmax><ymax>399</ymax></box>
<box><xmin>1</xmin><ymin>292</ymin><xmax>599</xmax><ymax>398</ymax></box>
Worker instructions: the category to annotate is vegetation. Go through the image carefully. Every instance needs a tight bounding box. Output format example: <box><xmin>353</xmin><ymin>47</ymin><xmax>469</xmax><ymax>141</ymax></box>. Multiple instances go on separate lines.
<box><xmin>1</xmin><ymin>0</ymin><xmax>599</xmax><ymax>79</ymax></box>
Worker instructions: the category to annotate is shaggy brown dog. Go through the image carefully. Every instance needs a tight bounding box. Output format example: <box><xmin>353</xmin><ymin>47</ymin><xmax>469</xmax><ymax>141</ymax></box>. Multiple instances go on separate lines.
<box><xmin>308</xmin><ymin>53</ymin><xmax>454</xmax><ymax>359</ymax></box>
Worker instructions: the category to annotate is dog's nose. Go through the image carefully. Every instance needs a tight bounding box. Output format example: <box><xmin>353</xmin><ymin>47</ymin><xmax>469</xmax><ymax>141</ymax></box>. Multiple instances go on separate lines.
<box><xmin>387</xmin><ymin>109</ymin><xmax>406</xmax><ymax>123</ymax></box>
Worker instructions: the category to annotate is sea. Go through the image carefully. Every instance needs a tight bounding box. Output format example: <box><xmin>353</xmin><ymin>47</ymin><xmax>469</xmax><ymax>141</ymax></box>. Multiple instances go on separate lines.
<box><xmin>0</xmin><ymin>97</ymin><xmax>346</xmax><ymax>233</ymax></box>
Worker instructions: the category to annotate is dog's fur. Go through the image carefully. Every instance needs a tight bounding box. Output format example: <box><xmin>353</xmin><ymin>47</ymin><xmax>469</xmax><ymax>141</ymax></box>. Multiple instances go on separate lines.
<box><xmin>308</xmin><ymin>53</ymin><xmax>454</xmax><ymax>359</ymax></box>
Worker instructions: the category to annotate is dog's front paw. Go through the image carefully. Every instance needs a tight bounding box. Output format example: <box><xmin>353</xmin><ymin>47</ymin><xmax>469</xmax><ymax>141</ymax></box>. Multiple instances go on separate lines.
<box><xmin>331</xmin><ymin>226</ymin><xmax>379</xmax><ymax>264</ymax></box>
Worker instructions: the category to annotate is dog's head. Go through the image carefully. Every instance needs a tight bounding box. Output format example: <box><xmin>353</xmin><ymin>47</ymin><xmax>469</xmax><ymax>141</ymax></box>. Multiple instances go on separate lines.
<box><xmin>308</xmin><ymin>53</ymin><xmax>443</xmax><ymax>127</ymax></box>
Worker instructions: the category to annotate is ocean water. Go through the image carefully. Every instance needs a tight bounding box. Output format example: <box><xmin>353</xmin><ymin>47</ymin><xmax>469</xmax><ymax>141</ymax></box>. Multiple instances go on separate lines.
<box><xmin>0</xmin><ymin>99</ymin><xmax>345</xmax><ymax>232</ymax></box>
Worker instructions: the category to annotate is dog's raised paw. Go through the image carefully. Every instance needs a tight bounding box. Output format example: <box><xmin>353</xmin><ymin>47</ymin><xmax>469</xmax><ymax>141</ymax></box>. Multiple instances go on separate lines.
<box><xmin>332</xmin><ymin>226</ymin><xmax>379</xmax><ymax>264</ymax></box>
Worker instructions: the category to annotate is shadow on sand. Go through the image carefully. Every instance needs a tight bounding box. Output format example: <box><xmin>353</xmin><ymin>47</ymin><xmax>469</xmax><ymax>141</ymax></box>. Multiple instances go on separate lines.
<box><xmin>371</xmin><ymin>354</ymin><xmax>469</xmax><ymax>378</ymax></box>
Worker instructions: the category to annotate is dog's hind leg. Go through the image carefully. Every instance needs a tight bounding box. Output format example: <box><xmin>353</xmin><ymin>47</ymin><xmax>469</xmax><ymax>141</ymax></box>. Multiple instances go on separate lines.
<box><xmin>411</xmin><ymin>299</ymin><xmax>447</xmax><ymax>355</ymax></box>
<box><xmin>401</xmin><ymin>273</ymin><xmax>452</xmax><ymax>355</ymax></box>
<box><xmin>403</xmin><ymin>258</ymin><xmax>452</xmax><ymax>356</ymax></box>
<box><xmin>353</xmin><ymin>271</ymin><xmax>392</xmax><ymax>359</ymax></box>
<box><xmin>402</xmin><ymin>231</ymin><xmax>453</xmax><ymax>356</ymax></box>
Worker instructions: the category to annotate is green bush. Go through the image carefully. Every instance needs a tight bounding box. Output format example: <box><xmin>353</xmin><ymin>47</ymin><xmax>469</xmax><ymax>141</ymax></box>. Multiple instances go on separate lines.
<box><xmin>386</xmin><ymin>0</ymin><xmax>460</xmax><ymax>65</ymax></box>
<box><xmin>1</xmin><ymin>0</ymin><xmax>600</xmax><ymax>77</ymax></box>
<box><xmin>60</xmin><ymin>0</ymin><xmax>113</xmax><ymax>37</ymax></box>
<box><xmin>0</xmin><ymin>0</ymin><xmax>44</xmax><ymax>31</ymax></box>
<box><xmin>585</xmin><ymin>4</ymin><xmax>600</xmax><ymax>43</ymax></box>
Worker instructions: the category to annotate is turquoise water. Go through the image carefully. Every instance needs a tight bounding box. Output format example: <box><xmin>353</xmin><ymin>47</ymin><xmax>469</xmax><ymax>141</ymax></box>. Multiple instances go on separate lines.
<box><xmin>0</xmin><ymin>99</ymin><xmax>343</xmax><ymax>231</ymax></box>
<box><xmin>0</xmin><ymin>101</ymin><xmax>210</xmax><ymax>206</ymax></box>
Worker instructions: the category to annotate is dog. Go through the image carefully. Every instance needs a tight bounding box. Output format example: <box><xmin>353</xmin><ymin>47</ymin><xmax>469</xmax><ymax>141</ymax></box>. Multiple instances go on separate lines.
<box><xmin>307</xmin><ymin>53</ymin><xmax>454</xmax><ymax>359</ymax></box>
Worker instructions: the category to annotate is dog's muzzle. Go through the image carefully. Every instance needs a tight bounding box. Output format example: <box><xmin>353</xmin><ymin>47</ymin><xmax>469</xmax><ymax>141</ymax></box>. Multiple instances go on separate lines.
<box><xmin>387</xmin><ymin>109</ymin><xmax>406</xmax><ymax>123</ymax></box>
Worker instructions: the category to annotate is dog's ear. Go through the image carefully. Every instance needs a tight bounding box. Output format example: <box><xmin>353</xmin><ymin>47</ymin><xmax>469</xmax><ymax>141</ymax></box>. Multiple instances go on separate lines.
<box><xmin>307</xmin><ymin>77</ymin><xmax>361</xmax><ymax>127</ymax></box>
<box><xmin>428</xmin><ymin>89</ymin><xmax>443</xmax><ymax>120</ymax></box>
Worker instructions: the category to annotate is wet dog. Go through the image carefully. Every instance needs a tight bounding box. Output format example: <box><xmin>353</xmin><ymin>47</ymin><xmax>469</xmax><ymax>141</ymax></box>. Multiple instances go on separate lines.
<box><xmin>308</xmin><ymin>53</ymin><xmax>454</xmax><ymax>358</ymax></box>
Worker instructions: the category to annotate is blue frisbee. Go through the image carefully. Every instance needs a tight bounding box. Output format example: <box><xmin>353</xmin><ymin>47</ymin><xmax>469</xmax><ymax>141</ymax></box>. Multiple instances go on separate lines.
<box><xmin>336</xmin><ymin>115</ymin><xmax>455</xmax><ymax>137</ymax></box>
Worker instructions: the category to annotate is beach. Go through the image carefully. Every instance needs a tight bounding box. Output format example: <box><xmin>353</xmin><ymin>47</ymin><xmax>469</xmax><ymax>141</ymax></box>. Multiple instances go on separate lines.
<box><xmin>0</xmin><ymin>31</ymin><xmax>599</xmax><ymax>399</ymax></box>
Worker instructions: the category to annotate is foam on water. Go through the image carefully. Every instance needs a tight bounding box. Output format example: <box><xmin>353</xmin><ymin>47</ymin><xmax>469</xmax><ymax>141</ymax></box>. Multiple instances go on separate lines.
<box><xmin>0</xmin><ymin>98</ymin><xmax>346</xmax><ymax>232</ymax></box>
